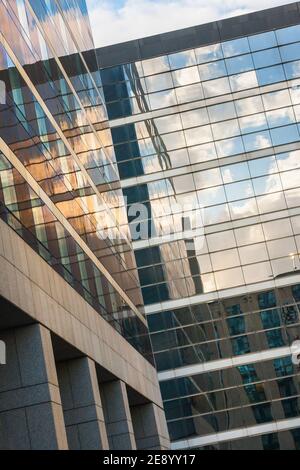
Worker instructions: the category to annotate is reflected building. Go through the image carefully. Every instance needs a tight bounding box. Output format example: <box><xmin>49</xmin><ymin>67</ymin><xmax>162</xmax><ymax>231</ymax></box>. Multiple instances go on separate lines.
<box><xmin>0</xmin><ymin>0</ymin><xmax>169</xmax><ymax>450</ymax></box>
<box><xmin>96</xmin><ymin>2</ymin><xmax>300</xmax><ymax>449</ymax></box>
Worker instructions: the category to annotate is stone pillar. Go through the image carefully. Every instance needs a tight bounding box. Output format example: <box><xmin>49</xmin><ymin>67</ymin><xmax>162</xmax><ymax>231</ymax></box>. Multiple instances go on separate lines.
<box><xmin>0</xmin><ymin>324</ymin><xmax>68</xmax><ymax>450</ymax></box>
<box><xmin>131</xmin><ymin>403</ymin><xmax>170</xmax><ymax>450</ymax></box>
<box><xmin>101</xmin><ymin>380</ymin><xmax>136</xmax><ymax>450</ymax></box>
<box><xmin>57</xmin><ymin>357</ymin><xmax>109</xmax><ymax>450</ymax></box>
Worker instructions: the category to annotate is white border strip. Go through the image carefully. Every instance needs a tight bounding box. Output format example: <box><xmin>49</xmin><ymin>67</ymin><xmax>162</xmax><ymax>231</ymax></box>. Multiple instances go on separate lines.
<box><xmin>171</xmin><ymin>416</ymin><xmax>300</xmax><ymax>449</ymax></box>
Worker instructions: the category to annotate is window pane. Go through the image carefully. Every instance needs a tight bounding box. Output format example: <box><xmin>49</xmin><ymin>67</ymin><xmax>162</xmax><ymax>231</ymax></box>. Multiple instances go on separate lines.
<box><xmin>256</xmin><ymin>65</ymin><xmax>285</xmax><ymax>86</ymax></box>
<box><xmin>222</xmin><ymin>38</ymin><xmax>250</xmax><ymax>58</ymax></box>
<box><xmin>154</xmin><ymin>114</ymin><xmax>182</xmax><ymax>133</ymax></box>
<box><xmin>249</xmin><ymin>156</ymin><xmax>277</xmax><ymax>177</ymax></box>
<box><xmin>169</xmin><ymin>50</ymin><xmax>196</xmax><ymax>69</ymax></box>
<box><xmin>249</xmin><ymin>31</ymin><xmax>277</xmax><ymax>52</ymax></box>
<box><xmin>263</xmin><ymin>219</ymin><xmax>293</xmax><ymax>240</ymax></box>
<box><xmin>266</xmin><ymin>107</ymin><xmax>295</xmax><ymax>127</ymax></box>
<box><xmin>243</xmin><ymin>131</ymin><xmax>272</xmax><ymax>152</ymax></box>
<box><xmin>225</xmin><ymin>180</ymin><xmax>254</xmax><ymax>201</ymax></box>
<box><xmin>221</xmin><ymin>162</ymin><xmax>250</xmax><ymax>183</ymax></box>
<box><xmin>226</xmin><ymin>54</ymin><xmax>254</xmax><ymax>75</ymax></box>
<box><xmin>198</xmin><ymin>186</ymin><xmax>226</xmax><ymax>206</ymax></box>
<box><xmin>142</xmin><ymin>56</ymin><xmax>170</xmax><ymax>75</ymax></box>
<box><xmin>230</xmin><ymin>71</ymin><xmax>258</xmax><ymax>92</ymax></box>
<box><xmin>208</xmin><ymin>101</ymin><xmax>236</xmax><ymax>122</ymax></box>
<box><xmin>216</xmin><ymin>136</ymin><xmax>244</xmax><ymax>158</ymax></box>
<box><xmin>203</xmin><ymin>77</ymin><xmax>231</xmax><ymax>98</ymax></box>
<box><xmin>149</xmin><ymin>89</ymin><xmax>177</xmax><ymax>109</ymax></box>
<box><xmin>145</xmin><ymin>72</ymin><xmax>173</xmax><ymax>92</ymax></box>
<box><xmin>176</xmin><ymin>83</ymin><xmax>204</xmax><ymax>103</ymax></box>
<box><xmin>280</xmin><ymin>43</ymin><xmax>300</xmax><ymax>62</ymax></box>
<box><xmin>239</xmin><ymin>243</ymin><xmax>269</xmax><ymax>264</ymax></box>
<box><xmin>181</xmin><ymin>108</ymin><xmax>209</xmax><ymax>128</ymax></box>
<box><xmin>196</xmin><ymin>43</ymin><xmax>224</xmax><ymax>64</ymax></box>
<box><xmin>235</xmin><ymin>224</ymin><xmax>265</xmax><ymax>246</ymax></box>
<box><xmin>214</xmin><ymin>267</ymin><xmax>244</xmax><ymax>289</ymax></box>
<box><xmin>185</xmin><ymin>125</ymin><xmax>213</xmax><ymax>146</ymax></box>
<box><xmin>188</xmin><ymin>142</ymin><xmax>217</xmax><ymax>164</ymax></box>
<box><xmin>212</xmin><ymin>119</ymin><xmax>240</xmax><ymax>140</ymax></box>
<box><xmin>194</xmin><ymin>168</ymin><xmax>222</xmax><ymax>189</ymax></box>
<box><xmin>270</xmin><ymin>124</ymin><xmax>300</xmax><ymax>146</ymax></box>
<box><xmin>276</xmin><ymin>25</ymin><xmax>300</xmax><ymax>45</ymax></box>
<box><xmin>284</xmin><ymin>60</ymin><xmax>300</xmax><ymax>80</ymax></box>
<box><xmin>235</xmin><ymin>95</ymin><xmax>264</xmax><ymax>116</ymax></box>
<box><xmin>276</xmin><ymin>150</ymin><xmax>300</xmax><ymax>172</ymax></box>
<box><xmin>172</xmin><ymin>66</ymin><xmax>200</xmax><ymax>87</ymax></box>
<box><xmin>252</xmin><ymin>174</ymin><xmax>282</xmax><ymax>196</ymax></box>
<box><xmin>239</xmin><ymin>113</ymin><xmax>268</xmax><ymax>134</ymax></box>
<box><xmin>253</xmin><ymin>48</ymin><xmax>282</xmax><ymax>68</ymax></box>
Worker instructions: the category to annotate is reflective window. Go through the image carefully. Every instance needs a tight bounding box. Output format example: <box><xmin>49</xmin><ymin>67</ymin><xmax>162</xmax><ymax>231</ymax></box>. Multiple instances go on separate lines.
<box><xmin>249</xmin><ymin>31</ymin><xmax>277</xmax><ymax>51</ymax></box>
<box><xmin>221</xmin><ymin>162</ymin><xmax>250</xmax><ymax>183</ymax></box>
<box><xmin>253</xmin><ymin>48</ymin><xmax>282</xmax><ymax>68</ymax></box>
<box><xmin>175</xmin><ymin>83</ymin><xmax>204</xmax><ymax>103</ymax></box>
<box><xmin>284</xmin><ymin>60</ymin><xmax>300</xmax><ymax>79</ymax></box>
<box><xmin>248</xmin><ymin>156</ymin><xmax>277</xmax><ymax>178</ymax></box>
<box><xmin>256</xmin><ymin>65</ymin><xmax>285</xmax><ymax>86</ymax></box>
<box><xmin>196</xmin><ymin>44</ymin><xmax>224</xmax><ymax>64</ymax></box>
<box><xmin>276</xmin><ymin>25</ymin><xmax>300</xmax><ymax>45</ymax></box>
<box><xmin>226</xmin><ymin>54</ymin><xmax>254</xmax><ymax>75</ymax></box>
<box><xmin>181</xmin><ymin>108</ymin><xmax>209</xmax><ymax>128</ymax></box>
<box><xmin>235</xmin><ymin>95</ymin><xmax>264</xmax><ymax>117</ymax></box>
<box><xmin>202</xmin><ymin>77</ymin><xmax>231</xmax><ymax>98</ymax></box>
<box><xmin>270</xmin><ymin>124</ymin><xmax>300</xmax><ymax>146</ymax></box>
<box><xmin>145</xmin><ymin>72</ymin><xmax>173</xmax><ymax>93</ymax></box>
<box><xmin>225</xmin><ymin>180</ymin><xmax>254</xmax><ymax>201</ymax></box>
<box><xmin>230</xmin><ymin>71</ymin><xmax>258</xmax><ymax>92</ymax></box>
<box><xmin>211</xmin><ymin>248</ymin><xmax>240</xmax><ymax>270</ymax></box>
<box><xmin>243</xmin><ymin>131</ymin><xmax>272</xmax><ymax>152</ymax></box>
<box><xmin>266</xmin><ymin>107</ymin><xmax>295</xmax><ymax>127</ymax></box>
<box><xmin>216</xmin><ymin>136</ymin><xmax>244</xmax><ymax>158</ymax></box>
<box><xmin>239</xmin><ymin>113</ymin><xmax>268</xmax><ymax>134</ymax></box>
<box><xmin>149</xmin><ymin>89</ymin><xmax>177</xmax><ymax>109</ymax></box>
<box><xmin>172</xmin><ymin>66</ymin><xmax>200</xmax><ymax>87</ymax></box>
<box><xmin>212</xmin><ymin>119</ymin><xmax>240</xmax><ymax>140</ymax></box>
<box><xmin>252</xmin><ymin>174</ymin><xmax>282</xmax><ymax>196</ymax></box>
<box><xmin>142</xmin><ymin>56</ymin><xmax>170</xmax><ymax>75</ymax></box>
<box><xmin>168</xmin><ymin>50</ymin><xmax>196</xmax><ymax>69</ymax></box>
<box><xmin>208</xmin><ymin>102</ymin><xmax>236</xmax><ymax>122</ymax></box>
<box><xmin>188</xmin><ymin>143</ymin><xmax>217</xmax><ymax>164</ymax></box>
<box><xmin>222</xmin><ymin>37</ymin><xmax>250</xmax><ymax>58</ymax></box>
<box><xmin>154</xmin><ymin>114</ymin><xmax>182</xmax><ymax>133</ymax></box>
<box><xmin>185</xmin><ymin>125</ymin><xmax>213</xmax><ymax>146</ymax></box>
<box><xmin>194</xmin><ymin>168</ymin><xmax>222</xmax><ymax>189</ymax></box>
<box><xmin>198</xmin><ymin>186</ymin><xmax>226</xmax><ymax>207</ymax></box>
<box><xmin>277</xmin><ymin>150</ymin><xmax>300</xmax><ymax>172</ymax></box>
<box><xmin>262</xmin><ymin>89</ymin><xmax>291</xmax><ymax>110</ymax></box>
<box><xmin>199</xmin><ymin>60</ymin><xmax>227</xmax><ymax>80</ymax></box>
<box><xmin>280</xmin><ymin>42</ymin><xmax>300</xmax><ymax>62</ymax></box>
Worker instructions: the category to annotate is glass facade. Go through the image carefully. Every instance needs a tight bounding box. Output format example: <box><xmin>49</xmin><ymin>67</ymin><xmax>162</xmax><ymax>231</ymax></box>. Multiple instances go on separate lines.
<box><xmin>2</xmin><ymin>0</ymin><xmax>300</xmax><ymax>451</ymax></box>
<box><xmin>0</xmin><ymin>0</ymin><xmax>152</xmax><ymax>363</ymax></box>
<box><xmin>99</xmin><ymin>15</ymin><xmax>300</xmax><ymax>449</ymax></box>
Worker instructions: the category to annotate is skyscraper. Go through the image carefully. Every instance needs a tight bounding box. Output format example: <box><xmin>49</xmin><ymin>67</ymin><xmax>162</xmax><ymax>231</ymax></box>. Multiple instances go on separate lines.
<box><xmin>96</xmin><ymin>2</ymin><xmax>300</xmax><ymax>450</ymax></box>
<box><xmin>0</xmin><ymin>0</ymin><xmax>169</xmax><ymax>450</ymax></box>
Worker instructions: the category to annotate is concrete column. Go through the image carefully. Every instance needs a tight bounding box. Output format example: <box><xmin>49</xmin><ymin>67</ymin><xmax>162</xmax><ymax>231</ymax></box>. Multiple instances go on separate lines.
<box><xmin>0</xmin><ymin>324</ymin><xmax>68</xmax><ymax>450</ymax></box>
<box><xmin>131</xmin><ymin>403</ymin><xmax>170</xmax><ymax>450</ymax></box>
<box><xmin>57</xmin><ymin>357</ymin><xmax>109</xmax><ymax>450</ymax></box>
<box><xmin>101</xmin><ymin>380</ymin><xmax>136</xmax><ymax>450</ymax></box>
